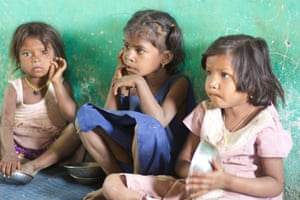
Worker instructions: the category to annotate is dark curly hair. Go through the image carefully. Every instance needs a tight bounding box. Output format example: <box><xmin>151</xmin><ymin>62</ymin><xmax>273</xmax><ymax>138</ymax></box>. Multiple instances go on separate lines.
<box><xmin>123</xmin><ymin>9</ymin><xmax>185</xmax><ymax>74</ymax></box>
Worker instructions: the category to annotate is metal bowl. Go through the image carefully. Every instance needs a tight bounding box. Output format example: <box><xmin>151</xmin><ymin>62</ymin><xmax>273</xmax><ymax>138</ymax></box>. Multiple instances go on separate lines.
<box><xmin>64</xmin><ymin>162</ymin><xmax>104</xmax><ymax>178</ymax></box>
<box><xmin>189</xmin><ymin>139</ymin><xmax>220</xmax><ymax>173</ymax></box>
<box><xmin>0</xmin><ymin>171</ymin><xmax>33</xmax><ymax>185</ymax></box>
<box><xmin>70</xmin><ymin>174</ymin><xmax>103</xmax><ymax>185</ymax></box>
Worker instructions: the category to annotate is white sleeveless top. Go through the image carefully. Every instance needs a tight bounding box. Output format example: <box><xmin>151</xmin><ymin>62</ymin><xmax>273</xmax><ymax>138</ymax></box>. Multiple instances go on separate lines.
<box><xmin>10</xmin><ymin>78</ymin><xmax>67</xmax><ymax>150</ymax></box>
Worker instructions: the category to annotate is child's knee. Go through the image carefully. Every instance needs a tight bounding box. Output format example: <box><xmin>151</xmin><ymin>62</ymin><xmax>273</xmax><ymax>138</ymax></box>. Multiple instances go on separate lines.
<box><xmin>102</xmin><ymin>173</ymin><xmax>125</xmax><ymax>195</ymax></box>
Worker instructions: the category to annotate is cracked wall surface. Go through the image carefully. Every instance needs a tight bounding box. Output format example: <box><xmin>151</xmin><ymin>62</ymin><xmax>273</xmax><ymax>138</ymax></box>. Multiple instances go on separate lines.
<box><xmin>0</xmin><ymin>0</ymin><xmax>299</xmax><ymax>199</ymax></box>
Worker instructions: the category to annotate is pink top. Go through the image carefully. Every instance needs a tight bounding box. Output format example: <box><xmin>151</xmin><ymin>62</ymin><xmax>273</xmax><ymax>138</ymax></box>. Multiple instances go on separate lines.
<box><xmin>183</xmin><ymin>100</ymin><xmax>293</xmax><ymax>200</ymax></box>
<box><xmin>10</xmin><ymin>78</ymin><xmax>67</xmax><ymax>150</ymax></box>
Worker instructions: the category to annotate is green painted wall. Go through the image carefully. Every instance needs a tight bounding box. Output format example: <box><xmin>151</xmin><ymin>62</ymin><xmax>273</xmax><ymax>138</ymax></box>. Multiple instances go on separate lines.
<box><xmin>0</xmin><ymin>0</ymin><xmax>299</xmax><ymax>198</ymax></box>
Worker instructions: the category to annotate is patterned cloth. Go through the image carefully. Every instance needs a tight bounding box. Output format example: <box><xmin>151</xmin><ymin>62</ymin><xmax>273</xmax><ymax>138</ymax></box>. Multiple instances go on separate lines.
<box><xmin>14</xmin><ymin>137</ymin><xmax>56</xmax><ymax>160</ymax></box>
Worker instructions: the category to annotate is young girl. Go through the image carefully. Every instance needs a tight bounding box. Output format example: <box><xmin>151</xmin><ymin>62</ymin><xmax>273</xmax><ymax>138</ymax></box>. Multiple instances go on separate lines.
<box><xmin>95</xmin><ymin>34</ymin><xmax>293</xmax><ymax>200</ymax></box>
<box><xmin>0</xmin><ymin>22</ymin><xmax>82</xmax><ymax>180</ymax></box>
<box><xmin>75</xmin><ymin>9</ymin><xmax>195</xmax><ymax>180</ymax></box>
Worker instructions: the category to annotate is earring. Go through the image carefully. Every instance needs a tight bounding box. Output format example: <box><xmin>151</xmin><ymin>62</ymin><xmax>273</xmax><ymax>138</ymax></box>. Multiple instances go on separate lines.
<box><xmin>161</xmin><ymin>63</ymin><xmax>165</xmax><ymax>68</ymax></box>
<box><xmin>248</xmin><ymin>95</ymin><xmax>254</xmax><ymax>103</ymax></box>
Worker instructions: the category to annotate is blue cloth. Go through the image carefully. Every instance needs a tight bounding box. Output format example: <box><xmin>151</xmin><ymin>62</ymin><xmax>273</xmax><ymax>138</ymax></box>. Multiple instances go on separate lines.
<box><xmin>76</xmin><ymin>75</ymin><xmax>195</xmax><ymax>175</ymax></box>
<box><xmin>0</xmin><ymin>166</ymin><xmax>102</xmax><ymax>200</ymax></box>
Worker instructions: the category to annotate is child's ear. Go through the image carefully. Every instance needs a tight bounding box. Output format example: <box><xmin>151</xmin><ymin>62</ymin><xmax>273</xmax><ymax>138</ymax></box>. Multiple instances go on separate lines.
<box><xmin>161</xmin><ymin>50</ymin><xmax>174</xmax><ymax>65</ymax></box>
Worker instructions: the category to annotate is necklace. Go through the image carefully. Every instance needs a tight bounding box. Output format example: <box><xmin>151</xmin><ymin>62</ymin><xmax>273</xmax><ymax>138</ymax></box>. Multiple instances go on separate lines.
<box><xmin>218</xmin><ymin>108</ymin><xmax>255</xmax><ymax>147</ymax></box>
<box><xmin>24</xmin><ymin>76</ymin><xmax>50</xmax><ymax>95</ymax></box>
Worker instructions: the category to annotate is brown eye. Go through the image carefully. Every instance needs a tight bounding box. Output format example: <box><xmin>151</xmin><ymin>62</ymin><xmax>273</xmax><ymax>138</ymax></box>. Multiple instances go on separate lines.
<box><xmin>221</xmin><ymin>72</ymin><xmax>230</xmax><ymax>78</ymax></box>
<box><xmin>22</xmin><ymin>52</ymin><xmax>31</xmax><ymax>57</ymax></box>
<box><xmin>206</xmin><ymin>70</ymin><xmax>212</xmax><ymax>76</ymax></box>
<box><xmin>123</xmin><ymin>43</ymin><xmax>129</xmax><ymax>49</ymax></box>
<box><xmin>136</xmin><ymin>48</ymin><xmax>144</xmax><ymax>55</ymax></box>
<box><xmin>42</xmin><ymin>50</ymin><xmax>48</xmax><ymax>55</ymax></box>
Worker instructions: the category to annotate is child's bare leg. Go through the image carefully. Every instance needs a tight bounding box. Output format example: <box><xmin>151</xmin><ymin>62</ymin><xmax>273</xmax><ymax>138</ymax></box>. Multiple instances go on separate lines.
<box><xmin>22</xmin><ymin>123</ymin><xmax>81</xmax><ymax>176</ymax></box>
<box><xmin>78</xmin><ymin>126</ymin><xmax>131</xmax><ymax>174</ymax></box>
<box><xmin>132</xmin><ymin>127</ymin><xmax>140</xmax><ymax>173</ymax></box>
<box><xmin>102</xmin><ymin>173</ymin><xmax>141</xmax><ymax>200</ymax></box>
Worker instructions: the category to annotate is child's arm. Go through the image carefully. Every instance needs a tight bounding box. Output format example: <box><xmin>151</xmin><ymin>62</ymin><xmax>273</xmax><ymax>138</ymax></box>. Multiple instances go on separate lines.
<box><xmin>104</xmin><ymin>65</ymin><xmax>127</xmax><ymax>110</ymax></box>
<box><xmin>138</xmin><ymin>76</ymin><xmax>189</xmax><ymax>127</ymax></box>
<box><xmin>186</xmin><ymin>157</ymin><xmax>284</xmax><ymax>198</ymax></box>
<box><xmin>104</xmin><ymin>50</ymin><xmax>128</xmax><ymax>110</ymax></box>
<box><xmin>175</xmin><ymin>133</ymin><xmax>200</xmax><ymax>178</ymax></box>
<box><xmin>49</xmin><ymin>57</ymin><xmax>77</xmax><ymax>121</ymax></box>
<box><xmin>224</xmin><ymin>158</ymin><xmax>284</xmax><ymax>197</ymax></box>
<box><xmin>0</xmin><ymin>84</ymin><xmax>21</xmax><ymax>176</ymax></box>
<box><xmin>112</xmin><ymin>74</ymin><xmax>189</xmax><ymax>127</ymax></box>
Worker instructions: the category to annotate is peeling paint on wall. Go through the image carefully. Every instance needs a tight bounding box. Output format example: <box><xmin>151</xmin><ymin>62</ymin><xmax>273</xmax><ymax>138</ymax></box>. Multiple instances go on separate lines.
<box><xmin>0</xmin><ymin>0</ymin><xmax>299</xmax><ymax>199</ymax></box>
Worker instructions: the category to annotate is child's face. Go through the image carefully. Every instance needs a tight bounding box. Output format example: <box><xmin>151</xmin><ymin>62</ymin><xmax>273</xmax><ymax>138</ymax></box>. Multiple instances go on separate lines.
<box><xmin>205</xmin><ymin>54</ymin><xmax>248</xmax><ymax>109</ymax></box>
<box><xmin>120</xmin><ymin>35</ymin><xmax>164</xmax><ymax>76</ymax></box>
<box><xmin>18</xmin><ymin>36</ymin><xmax>55</xmax><ymax>78</ymax></box>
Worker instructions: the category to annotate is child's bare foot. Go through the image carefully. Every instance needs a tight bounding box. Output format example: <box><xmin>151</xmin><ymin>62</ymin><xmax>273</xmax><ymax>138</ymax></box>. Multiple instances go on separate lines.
<box><xmin>83</xmin><ymin>188</ymin><xmax>105</xmax><ymax>200</ymax></box>
<box><xmin>21</xmin><ymin>162</ymin><xmax>39</xmax><ymax>176</ymax></box>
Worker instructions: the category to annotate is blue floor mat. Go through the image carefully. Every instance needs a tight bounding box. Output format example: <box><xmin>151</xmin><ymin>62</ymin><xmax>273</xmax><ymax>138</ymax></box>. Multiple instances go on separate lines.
<box><xmin>0</xmin><ymin>166</ymin><xmax>105</xmax><ymax>200</ymax></box>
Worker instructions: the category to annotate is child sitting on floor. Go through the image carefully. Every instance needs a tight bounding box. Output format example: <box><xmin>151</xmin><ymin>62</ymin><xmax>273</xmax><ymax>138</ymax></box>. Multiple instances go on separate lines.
<box><xmin>0</xmin><ymin>22</ymin><xmax>83</xmax><ymax>179</ymax></box>
<box><xmin>89</xmin><ymin>34</ymin><xmax>293</xmax><ymax>200</ymax></box>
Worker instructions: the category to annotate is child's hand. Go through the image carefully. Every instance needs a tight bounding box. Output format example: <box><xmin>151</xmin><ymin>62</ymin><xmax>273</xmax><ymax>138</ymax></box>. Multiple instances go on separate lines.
<box><xmin>185</xmin><ymin>158</ymin><xmax>225</xmax><ymax>199</ymax></box>
<box><xmin>0</xmin><ymin>153</ymin><xmax>21</xmax><ymax>177</ymax></box>
<box><xmin>117</xmin><ymin>48</ymin><xmax>125</xmax><ymax>65</ymax></box>
<box><xmin>112</xmin><ymin>74</ymin><xmax>142</xmax><ymax>95</ymax></box>
<box><xmin>112</xmin><ymin>49</ymin><xmax>127</xmax><ymax>80</ymax></box>
<box><xmin>111</xmin><ymin>49</ymin><xmax>130</xmax><ymax>95</ymax></box>
<box><xmin>48</xmin><ymin>57</ymin><xmax>67</xmax><ymax>84</ymax></box>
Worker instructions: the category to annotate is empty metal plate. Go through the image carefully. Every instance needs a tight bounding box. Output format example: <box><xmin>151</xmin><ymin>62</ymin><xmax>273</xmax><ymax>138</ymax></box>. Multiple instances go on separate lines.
<box><xmin>189</xmin><ymin>139</ymin><xmax>220</xmax><ymax>173</ymax></box>
<box><xmin>0</xmin><ymin>171</ymin><xmax>33</xmax><ymax>185</ymax></box>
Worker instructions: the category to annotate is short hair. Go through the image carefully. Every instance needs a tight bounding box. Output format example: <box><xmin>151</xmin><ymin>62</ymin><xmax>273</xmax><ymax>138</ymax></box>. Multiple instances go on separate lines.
<box><xmin>201</xmin><ymin>34</ymin><xmax>284</xmax><ymax>107</ymax></box>
<box><xmin>10</xmin><ymin>21</ymin><xmax>65</xmax><ymax>69</ymax></box>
